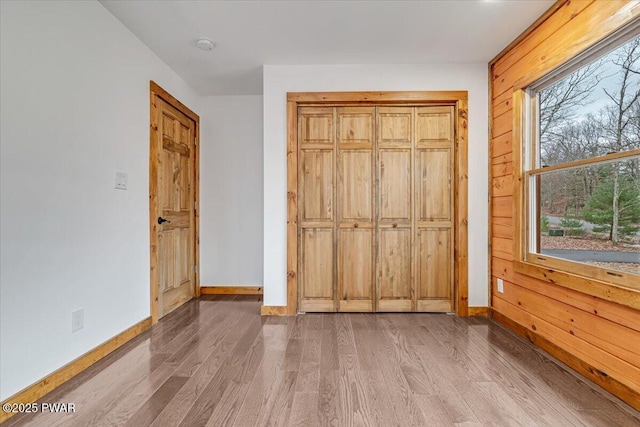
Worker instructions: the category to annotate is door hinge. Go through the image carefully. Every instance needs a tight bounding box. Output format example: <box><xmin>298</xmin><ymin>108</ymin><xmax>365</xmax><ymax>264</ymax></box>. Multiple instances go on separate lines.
<box><xmin>194</xmin><ymin>201</ymin><xmax>197</xmax><ymax>210</ymax></box>
<box><xmin>194</xmin><ymin>265</ymin><xmax>198</xmax><ymax>273</ymax></box>
<box><xmin>194</xmin><ymin>137</ymin><xmax>197</xmax><ymax>146</ymax></box>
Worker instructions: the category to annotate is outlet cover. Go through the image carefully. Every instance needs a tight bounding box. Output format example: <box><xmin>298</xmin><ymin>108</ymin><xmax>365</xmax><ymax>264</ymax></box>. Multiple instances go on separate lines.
<box><xmin>72</xmin><ymin>309</ymin><xmax>84</xmax><ymax>332</ymax></box>
<box><xmin>497</xmin><ymin>278</ymin><xmax>504</xmax><ymax>294</ymax></box>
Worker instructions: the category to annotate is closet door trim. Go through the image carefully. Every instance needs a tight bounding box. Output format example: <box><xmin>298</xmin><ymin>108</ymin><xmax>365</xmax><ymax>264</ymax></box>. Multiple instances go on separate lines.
<box><xmin>283</xmin><ymin>91</ymin><xmax>469</xmax><ymax>317</ymax></box>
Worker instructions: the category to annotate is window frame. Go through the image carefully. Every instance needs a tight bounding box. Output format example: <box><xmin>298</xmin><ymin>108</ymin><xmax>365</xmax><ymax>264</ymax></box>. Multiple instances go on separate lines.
<box><xmin>512</xmin><ymin>23</ymin><xmax>640</xmax><ymax>309</ymax></box>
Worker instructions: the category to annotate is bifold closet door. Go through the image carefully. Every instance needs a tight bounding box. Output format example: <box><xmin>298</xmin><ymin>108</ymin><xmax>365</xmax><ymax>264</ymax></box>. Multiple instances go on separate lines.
<box><xmin>298</xmin><ymin>107</ymin><xmax>336</xmax><ymax>312</ymax></box>
<box><xmin>337</xmin><ymin>107</ymin><xmax>375</xmax><ymax>312</ymax></box>
<box><xmin>415</xmin><ymin>106</ymin><xmax>455</xmax><ymax>312</ymax></box>
<box><xmin>298</xmin><ymin>104</ymin><xmax>454</xmax><ymax>313</ymax></box>
<box><xmin>376</xmin><ymin>107</ymin><xmax>414</xmax><ymax>311</ymax></box>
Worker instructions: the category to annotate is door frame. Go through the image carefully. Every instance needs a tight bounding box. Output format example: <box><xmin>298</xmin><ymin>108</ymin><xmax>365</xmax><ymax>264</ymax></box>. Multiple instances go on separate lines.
<box><xmin>285</xmin><ymin>91</ymin><xmax>469</xmax><ymax>316</ymax></box>
<box><xmin>149</xmin><ymin>81</ymin><xmax>201</xmax><ymax>324</ymax></box>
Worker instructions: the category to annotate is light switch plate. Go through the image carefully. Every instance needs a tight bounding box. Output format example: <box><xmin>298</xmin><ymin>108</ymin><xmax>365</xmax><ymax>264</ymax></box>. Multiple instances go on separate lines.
<box><xmin>115</xmin><ymin>171</ymin><xmax>127</xmax><ymax>190</ymax></box>
<box><xmin>497</xmin><ymin>278</ymin><xmax>504</xmax><ymax>294</ymax></box>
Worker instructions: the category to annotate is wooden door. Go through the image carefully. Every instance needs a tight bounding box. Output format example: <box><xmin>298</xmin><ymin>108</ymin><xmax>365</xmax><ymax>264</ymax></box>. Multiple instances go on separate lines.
<box><xmin>297</xmin><ymin>104</ymin><xmax>455</xmax><ymax>313</ymax></box>
<box><xmin>153</xmin><ymin>96</ymin><xmax>197</xmax><ymax>319</ymax></box>
<box><xmin>415</xmin><ymin>106</ymin><xmax>454</xmax><ymax>312</ymax></box>
<box><xmin>337</xmin><ymin>107</ymin><xmax>375</xmax><ymax>312</ymax></box>
<box><xmin>376</xmin><ymin>107</ymin><xmax>414</xmax><ymax>311</ymax></box>
<box><xmin>298</xmin><ymin>107</ymin><xmax>336</xmax><ymax>312</ymax></box>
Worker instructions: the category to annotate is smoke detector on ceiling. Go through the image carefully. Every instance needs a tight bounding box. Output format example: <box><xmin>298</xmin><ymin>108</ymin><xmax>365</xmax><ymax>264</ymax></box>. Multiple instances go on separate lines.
<box><xmin>196</xmin><ymin>38</ymin><xmax>215</xmax><ymax>51</ymax></box>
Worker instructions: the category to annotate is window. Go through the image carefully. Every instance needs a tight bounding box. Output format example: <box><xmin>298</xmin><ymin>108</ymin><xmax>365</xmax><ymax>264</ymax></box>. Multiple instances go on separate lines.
<box><xmin>520</xmin><ymin>28</ymin><xmax>640</xmax><ymax>292</ymax></box>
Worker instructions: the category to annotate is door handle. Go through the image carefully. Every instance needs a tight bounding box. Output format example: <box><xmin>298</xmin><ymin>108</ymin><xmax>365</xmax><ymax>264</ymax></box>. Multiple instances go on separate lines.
<box><xmin>158</xmin><ymin>217</ymin><xmax>171</xmax><ymax>225</ymax></box>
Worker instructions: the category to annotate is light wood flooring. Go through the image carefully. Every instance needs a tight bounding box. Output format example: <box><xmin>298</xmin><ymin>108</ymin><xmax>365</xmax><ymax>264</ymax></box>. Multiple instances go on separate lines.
<box><xmin>5</xmin><ymin>295</ymin><xmax>640</xmax><ymax>426</ymax></box>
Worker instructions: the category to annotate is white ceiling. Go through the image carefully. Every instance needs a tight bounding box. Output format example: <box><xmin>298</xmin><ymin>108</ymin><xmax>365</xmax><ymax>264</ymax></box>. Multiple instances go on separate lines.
<box><xmin>100</xmin><ymin>0</ymin><xmax>554</xmax><ymax>96</ymax></box>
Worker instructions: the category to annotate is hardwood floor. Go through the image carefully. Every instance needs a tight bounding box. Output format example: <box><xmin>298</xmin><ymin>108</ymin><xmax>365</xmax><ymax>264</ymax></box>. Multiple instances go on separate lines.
<box><xmin>5</xmin><ymin>295</ymin><xmax>639</xmax><ymax>426</ymax></box>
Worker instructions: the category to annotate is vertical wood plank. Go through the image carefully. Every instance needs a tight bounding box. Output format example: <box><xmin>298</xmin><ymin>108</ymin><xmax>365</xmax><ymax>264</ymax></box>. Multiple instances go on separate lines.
<box><xmin>456</xmin><ymin>99</ymin><xmax>469</xmax><ymax>316</ymax></box>
<box><xmin>149</xmin><ymin>87</ymin><xmax>160</xmax><ymax>324</ymax></box>
<box><xmin>287</xmin><ymin>100</ymin><xmax>298</xmax><ymax>315</ymax></box>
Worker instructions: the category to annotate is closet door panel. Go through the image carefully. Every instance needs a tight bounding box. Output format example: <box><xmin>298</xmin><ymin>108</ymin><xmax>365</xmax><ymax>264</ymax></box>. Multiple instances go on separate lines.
<box><xmin>301</xmin><ymin>150</ymin><xmax>333</xmax><ymax>222</ymax></box>
<box><xmin>414</xmin><ymin>107</ymin><xmax>454</xmax><ymax>312</ymax></box>
<box><xmin>378</xmin><ymin>228</ymin><xmax>412</xmax><ymax>311</ymax></box>
<box><xmin>376</xmin><ymin>107</ymin><xmax>414</xmax><ymax>311</ymax></box>
<box><xmin>378</xmin><ymin>107</ymin><xmax>412</xmax><ymax>146</ymax></box>
<box><xmin>338</xmin><ymin>150</ymin><xmax>373</xmax><ymax>221</ymax></box>
<box><xmin>300</xmin><ymin>107</ymin><xmax>333</xmax><ymax>145</ymax></box>
<box><xmin>299</xmin><ymin>107</ymin><xmax>336</xmax><ymax>312</ymax></box>
<box><xmin>301</xmin><ymin>229</ymin><xmax>334</xmax><ymax>298</ymax></box>
<box><xmin>338</xmin><ymin>229</ymin><xmax>374</xmax><ymax>303</ymax></box>
<box><xmin>416</xmin><ymin>106</ymin><xmax>454</xmax><ymax>147</ymax></box>
<box><xmin>379</xmin><ymin>150</ymin><xmax>411</xmax><ymax>222</ymax></box>
<box><xmin>416</xmin><ymin>149</ymin><xmax>451</xmax><ymax>222</ymax></box>
<box><xmin>416</xmin><ymin>229</ymin><xmax>452</xmax><ymax>311</ymax></box>
<box><xmin>338</xmin><ymin>114</ymin><xmax>373</xmax><ymax>144</ymax></box>
<box><xmin>337</xmin><ymin>107</ymin><xmax>375</xmax><ymax>311</ymax></box>
<box><xmin>417</xmin><ymin>229</ymin><xmax>451</xmax><ymax>298</ymax></box>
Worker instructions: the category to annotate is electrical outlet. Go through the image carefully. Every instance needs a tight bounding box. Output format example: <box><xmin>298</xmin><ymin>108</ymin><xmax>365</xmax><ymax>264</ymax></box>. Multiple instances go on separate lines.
<box><xmin>71</xmin><ymin>309</ymin><xmax>84</xmax><ymax>333</ymax></box>
<box><xmin>497</xmin><ymin>278</ymin><xmax>504</xmax><ymax>294</ymax></box>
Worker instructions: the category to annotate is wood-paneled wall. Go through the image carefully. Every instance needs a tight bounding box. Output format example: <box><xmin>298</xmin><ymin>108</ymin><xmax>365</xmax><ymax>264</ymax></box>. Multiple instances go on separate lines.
<box><xmin>489</xmin><ymin>0</ymin><xmax>640</xmax><ymax>410</ymax></box>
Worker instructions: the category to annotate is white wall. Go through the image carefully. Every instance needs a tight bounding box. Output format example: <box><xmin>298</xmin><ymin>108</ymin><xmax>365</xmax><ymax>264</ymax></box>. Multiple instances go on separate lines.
<box><xmin>0</xmin><ymin>0</ymin><xmax>199</xmax><ymax>400</ymax></box>
<box><xmin>263</xmin><ymin>64</ymin><xmax>489</xmax><ymax>307</ymax></box>
<box><xmin>199</xmin><ymin>96</ymin><xmax>263</xmax><ymax>286</ymax></box>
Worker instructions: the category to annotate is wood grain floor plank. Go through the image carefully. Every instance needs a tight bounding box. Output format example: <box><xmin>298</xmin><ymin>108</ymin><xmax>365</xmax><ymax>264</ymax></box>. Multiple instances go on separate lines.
<box><xmin>288</xmin><ymin>392</ymin><xmax>319</xmax><ymax>426</ymax></box>
<box><xmin>459</xmin><ymin>383</ymin><xmax>526</xmax><ymax>427</ymax></box>
<box><xmin>437</xmin><ymin>391</ymin><xmax>481</xmax><ymax>425</ymax></box>
<box><xmin>317</xmin><ymin>370</ymin><xmax>341</xmax><ymax>426</ymax></box>
<box><xmin>231</xmin><ymin>374</ymin><xmax>272</xmax><ymax>426</ymax></box>
<box><xmin>423</xmin><ymin>315</ymin><xmax>493</xmax><ymax>384</ymax></box>
<box><xmin>372</xmin><ymin>318</ymin><xmax>429</xmax><ymax>426</ymax></box>
<box><xmin>379</xmin><ymin>315</ymin><xmax>439</xmax><ymax>396</ymax></box>
<box><xmin>123</xmin><ymin>376</ymin><xmax>188</xmax><ymax>427</ymax></box>
<box><xmin>302</xmin><ymin>313</ymin><xmax>323</xmax><ymax>339</ymax></box>
<box><xmin>319</xmin><ymin>314</ymin><xmax>339</xmax><ymax>373</ymax></box>
<box><xmin>300</xmin><ymin>335</ymin><xmax>321</xmax><ymax>365</ymax></box>
<box><xmin>479</xmin><ymin>318</ymin><xmax>626</xmax><ymax>412</ymax></box>
<box><xmin>203</xmin><ymin>379</ymin><xmax>251</xmax><ymax>427</ymax></box>
<box><xmin>149</xmin><ymin>306</ymin><xmax>257</xmax><ymax>426</ymax></box>
<box><xmin>349</xmin><ymin>315</ymin><xmax>381</xmax><ymax>371</ymax></box>
<box><xmin>337</xmin><ymin>354</ymin><xmax>374</xmax><ymax>426</ymax></box>
<box><xmin>474</xmin><ymin>381</ymin><xmax>538</xmax><ymax>426</ymax></box>
<box><xmin>461</xmin><ymin>320</ymin><xmax>588</xmax><ymax>426</ymax></box>
<box><xmin>204</xmin><ymin>320</ymin><xmax>269</xmax><ymax>427</ymax></box>
<box><xmin>235</xmin><ymin>356</ymin><xmax>298</xmax><ymax>427</ymax></box>
<box><xmin>83</xmin><ymin>363</ymin><xmax>176</xmax><ymax>427</ymax></box>
<box><xmin>294</xmin><ymin>362</ymin><xmax>320</xmax><ymax>393</ymax></box>
<box><xmin>282</xmin><ymin>339</ymin><xmax>304</xmax><ymax>372</ymax></box>
<box><xmin>577</xmin><ymin>408</ymin><xmax>640</xmax><ymax>427</ymax></box>
<box><xmin>479</xmin><ymin>318</ymin><xmax>640</xmax><ymax>424</ymax></box>
<box><xmin>177</xmin><ymin>316</ymin><xmax>262</xmax><ymax>427</ymax></box>
<box><xmin>173</xmin><ymin>304</ymin><xmax>250</xmax><ymax>378</ymax></box>
<box><xmin>413</xmin><ymin>394</ymin><xmax>456</xmax><ymax>426</ymax></box>
<box><xmin>70</xmin><ymin>301</ymin><xmax>238</xmax><ymax>427</ymax></box>
<box><xmin>254</xmin><ymin>370</ymin><xmax>298</xmax><ymax>427</ymax></box>
<box><xmin>44</xmin><ymin>339</ymin><xmax>163</xmax><ymax>427</ymax></box>
<box><xmin>286</xmin><ymin>316</ymin><xmax>307</xmax><ymax>340</ymax></box>
<box><xmin>413</xmin><ymin>343</ymin><xmax>476</xmax><ymax>404</ymax></box>
<box><xmin>360</xmin><ymin>368</ymin><xmax>402</xmax><ymax>427</ymax></box>
<box><xmin>7</xmin><ymin>298</ymin><xmax>639</xmax><ymax>427</ymax></box>
<box><xmin>335</xmin><ymin>313</ymin><xmax>357</xmax><ymax>355</ymax></box>
<box><xmin>232</xmin><ymin>317</ymin><xmax>295</xmax><ymax>427</ymax></box>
